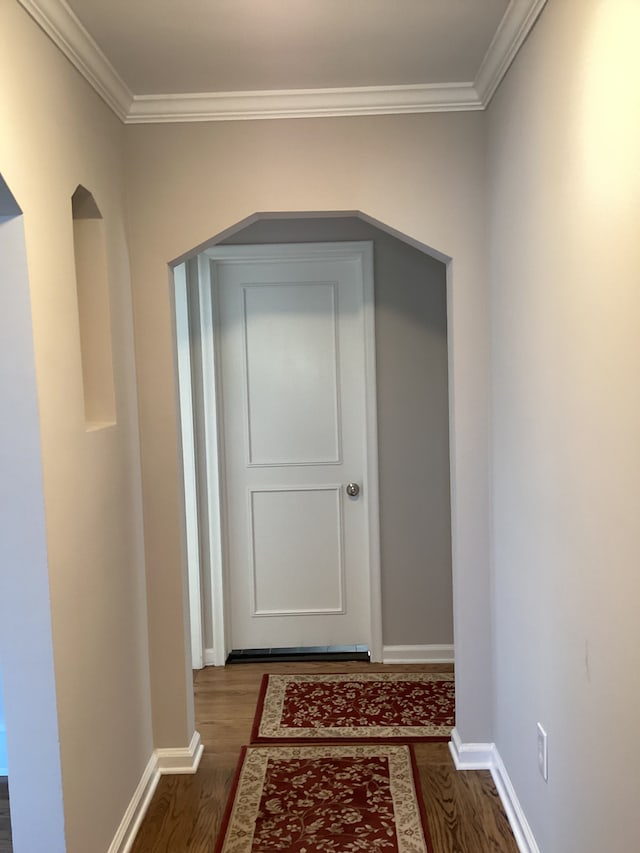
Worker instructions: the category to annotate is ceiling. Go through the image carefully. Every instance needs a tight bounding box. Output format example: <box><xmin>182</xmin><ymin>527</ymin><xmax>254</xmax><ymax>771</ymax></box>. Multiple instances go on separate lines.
<box><xmin>63</xmin><ymin>0</ymin><xmax>509</xmax><ymax>94</ymax></box>
<box><xmin>18</xmin><ymin>0</ymin><xmax>547</xmax><ymax>122</ymax></box>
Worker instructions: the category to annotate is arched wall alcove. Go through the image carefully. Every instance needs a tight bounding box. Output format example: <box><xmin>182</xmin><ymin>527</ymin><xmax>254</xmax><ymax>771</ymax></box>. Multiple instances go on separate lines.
<box><xmin>71</xmin><ymin>184</ymin><xmax>117</xmax><ymax>429</ymax></box>
<box><xmin>173</xmin><ymin>211</ymin><xmax>455</xmax><ymax>676</ymax></box>
<box><xmin>0</xmin><ymin>174</ymin><xmax>66</xmax><ymax>852</ymax></box>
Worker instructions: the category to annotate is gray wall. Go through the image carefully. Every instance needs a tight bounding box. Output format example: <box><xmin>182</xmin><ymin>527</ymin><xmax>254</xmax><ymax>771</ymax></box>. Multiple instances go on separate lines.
<box><xmin>488</xmin><ymin>0</ymin><xmax>640</xmax><ymax>849</ymax></box>
<box><xmin>222</xmin><ymin>216</ymin><xmax>452</xmax><ymax>646</ymax></box>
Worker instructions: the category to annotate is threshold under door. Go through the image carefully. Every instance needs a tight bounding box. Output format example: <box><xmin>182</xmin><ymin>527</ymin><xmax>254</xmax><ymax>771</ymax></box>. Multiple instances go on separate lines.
<box><xmin>226</xmin><ymin>645</ymin><xmax>370</xmax><ymax>664</ymax></box>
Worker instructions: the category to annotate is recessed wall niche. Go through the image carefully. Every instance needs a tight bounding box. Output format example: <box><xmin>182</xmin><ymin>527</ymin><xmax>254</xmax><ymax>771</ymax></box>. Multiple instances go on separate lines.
<box><xmin>71</xmin><ymin>185</ymin><xmax>116</xmax><ymax>429</ymax></box>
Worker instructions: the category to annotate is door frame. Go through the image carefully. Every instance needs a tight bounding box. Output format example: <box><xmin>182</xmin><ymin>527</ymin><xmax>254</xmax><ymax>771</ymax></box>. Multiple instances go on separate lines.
<box><xmin>201</xmin><ymin>241</ymin><xmax>382</xmax><ymax>661</ymax></box>
<box><xmin>174</xmin><ymin>261</ymin><xmax>204</xmax><ymax>669</ymax></box>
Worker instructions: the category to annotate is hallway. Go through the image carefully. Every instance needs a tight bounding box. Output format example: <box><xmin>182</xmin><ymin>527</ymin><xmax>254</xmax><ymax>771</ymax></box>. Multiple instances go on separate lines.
<box><xmin>131</xmin><ymin>663</ymin><xmax>517</xmax><ymax>852</ymax></box>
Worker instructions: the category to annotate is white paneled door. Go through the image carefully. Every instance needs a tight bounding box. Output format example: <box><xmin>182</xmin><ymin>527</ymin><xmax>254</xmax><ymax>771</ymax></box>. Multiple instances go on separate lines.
<box><xmin>209</xmin><ymin>243</ymin><xmax>380</xmax><ymax>652</ymax></box>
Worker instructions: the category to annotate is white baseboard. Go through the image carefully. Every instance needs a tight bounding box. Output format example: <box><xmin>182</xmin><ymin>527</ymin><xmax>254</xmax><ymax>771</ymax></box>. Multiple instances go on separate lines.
<box><xmin>382</xmin><ymin>644</ymin><xmax>454</xmax><ymax>664</ymax></box>
<box><xmin>448</xmin><ymin>726</ymin><xmax>495</xmax><ymax>770</ymax></box>
<box><xmin>490</xmin><ymin>748</ymin><xmax>541</xmax><ymax>853</ymax></box>
<box><xmin>108</xmin><ymin>731</ymin><xmax>204</xmax><ymax>853</ymax></box>
<box><xmin>156</xmin><ymin>730</ymin><xmax>204</xmax><ymax>774</ymax></box>
<box><xmin>107</xmin><ymin>752</ymin><xmax>160</xmax><ymax>853</ymax></box>
<box><xmin>204</xmin><ymin>647</ymin><xmax>225</xmax><ymax>666</ymax></box>
<box><xmin>449</xmin><ymin>728</ymin><xmax>540</xmax><ymax>853</ymax></box>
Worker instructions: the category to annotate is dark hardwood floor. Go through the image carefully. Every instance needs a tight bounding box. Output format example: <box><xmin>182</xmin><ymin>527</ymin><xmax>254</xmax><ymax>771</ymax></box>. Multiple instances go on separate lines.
<box><xmin>0</xmin><ymin>778</ymin><xmax>12</xmax><ymax>853</ymax></box>
<box><xmin>131</xmin><ymin>662</ymin><xmax>518</xmax><ymax>852</ymax></box>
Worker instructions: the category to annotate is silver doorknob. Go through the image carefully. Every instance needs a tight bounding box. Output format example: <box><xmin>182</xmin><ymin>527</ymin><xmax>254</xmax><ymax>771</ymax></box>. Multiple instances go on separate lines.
<box><xmin>346</xmin><ymin>482</ymin><xmax>360</xmax><ymax>497</ymax></box>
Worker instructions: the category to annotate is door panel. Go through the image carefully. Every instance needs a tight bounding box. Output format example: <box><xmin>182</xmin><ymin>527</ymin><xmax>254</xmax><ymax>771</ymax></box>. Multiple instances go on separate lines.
<box><xmin>243</xmin><ymin>282</ymin><xmax>341</xmax><ymax>466</ymax></box>
<box><xmin>211</xmin><ymin>243</ymin><xmax>377</xmax><ymax>650</ymax></box>
<box><xmin>250</xmin><ymin>486</ymin><xmax>344</xmax><ymax>615</ymax></box>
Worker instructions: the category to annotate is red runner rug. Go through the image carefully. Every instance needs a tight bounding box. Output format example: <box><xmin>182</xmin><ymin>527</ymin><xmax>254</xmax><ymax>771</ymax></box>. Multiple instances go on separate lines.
<box><xmin>251</xmin><ymin>672</ymin><xmax>454</xmax><ymax>743</ymax></box>
<box><xmin>214</xmin><ymin>743</ymin><xmax>433</xmax><ymax>853</ymax></box>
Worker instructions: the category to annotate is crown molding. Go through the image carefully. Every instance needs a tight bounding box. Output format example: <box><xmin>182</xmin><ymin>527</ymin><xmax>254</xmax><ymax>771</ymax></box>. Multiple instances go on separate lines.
<box><xmin>475</xmin><ymin>0</ymin><xmax>548</xmax><ymax>106</ymax></box>
<box><xmin>16</xmin><ymin>0</ymin><xmax>133</xmax><ymax>121</ymax></box>
<box><xmin>19</xmin><ymin>0</ymin><xmax>547</xmax><ymax>124</ymax></box>
<box><xmin>125</xmin><ymin>83</ymin><xmax>482</xmax><ymax>124</ymax></box>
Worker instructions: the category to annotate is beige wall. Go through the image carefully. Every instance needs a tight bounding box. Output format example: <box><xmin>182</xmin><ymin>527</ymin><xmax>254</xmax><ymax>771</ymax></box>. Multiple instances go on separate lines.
<box><xmin>0</xmin><ymin>4</ymin><xmax>152</xmax><ymax>852</ymax></box>
<box><xmin>222</xmin><ymin>216</ymin><xmax>453</xmax><ymax>647</ymax></box>
<box><xmin>4</xmin><ymin>1</ymin><xmax>639</xmax><ymax>848</ymax></box>
<box><xmin>488</xmin><ymin>0</ymin><xmax>640</xmax><ymax>849</ymax></box>
<box><xmin>125</xmin><ymin>111</ymin><xmax>493</xmax><ymax>744</ymax></box>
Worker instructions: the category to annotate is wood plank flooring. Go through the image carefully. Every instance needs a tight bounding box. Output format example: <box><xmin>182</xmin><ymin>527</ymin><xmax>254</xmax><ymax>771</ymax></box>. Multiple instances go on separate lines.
<box><xmin>131</xmin><ymin>662</ymin><xmax>517</xmax><ymax>852</ymax></box>
<box><xmin>0</xmin><ymin>778</ymin><xmax>12</xmax><ymax>853</ymax></box>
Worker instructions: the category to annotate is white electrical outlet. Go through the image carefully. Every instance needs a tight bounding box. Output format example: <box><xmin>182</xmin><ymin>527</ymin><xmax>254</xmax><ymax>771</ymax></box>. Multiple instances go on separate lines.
<box><xmin>537</xmin><ymin>723</ymin><xmax>548</xmax><ymax>781</ymax></box>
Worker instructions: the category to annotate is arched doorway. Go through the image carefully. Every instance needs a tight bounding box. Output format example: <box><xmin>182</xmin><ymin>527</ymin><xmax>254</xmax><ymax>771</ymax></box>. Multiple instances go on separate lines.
<box><xmin>173</xmin><ymin>212</ymin><xmax>454</xmax><ymax>671</ymax></box>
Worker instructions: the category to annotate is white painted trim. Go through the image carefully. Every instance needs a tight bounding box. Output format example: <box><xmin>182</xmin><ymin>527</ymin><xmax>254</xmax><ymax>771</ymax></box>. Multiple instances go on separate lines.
<box><xmin>382</xmin><ymin>644</ymin><xmax>454</xmax><ymax>664</ymax></box>
<box><xmin>448</xmin><ymin>727</ymin><xmax>495</xmax><ymax>770</ymax></box>
<box><xmin>107</xmin><ymin>752</ymin><xmax>160</xmax><ymax>853</ymax></box>
<box><xmin>20</xmin><ymin>0</ymin><xmax>546</xmax><ymax>123</ymax></box>
<box><xmin>175</xmin><ymin>263</ymin><xmax>204</xmax><ymax>671</ymax></box>
<box><xmin>361</xmin><ymin>245</ymin><xmax>383</xmax><ymax>662</ymax></box>
<box><xmin>448</xmin><ymin>731</ymin><xmax>541</xmax><ymax>853</ymax></box>
<box><xmin>474</xmin><ymin>0</ymin><xmax>548</xmax><ymax>106</ymax></box>
<box><xmin>126</xmin><ymin>83</ymin><xmax>481</xmax><ymax>124</ymax></box>
<box><xmin>490</xmin><ymin>748</ymin><xmax>541</xmax><ymax>853</ymax></box>
<box><xmin>156</xmin><ymin>731</ymin><xmax>204</xmax><ymax>775</ymax></box>
<box><xmin>203</xmin><ymin>647</ymin><xmax>218</xmax><ymax>667</ymax></box>
<box><xmin>108</xmin><ymin>733</ymin><xmax>204</xmax><ymax>852</ymax></box>
<box><xmin>197</xmin><ymin>255</ymin><xmax>228</xmax><ymax>667</ymax></box>
<box><xmin>16</xmin><ymin>0</ymin><xmax>132</xmax><ymax>121</ymax></box>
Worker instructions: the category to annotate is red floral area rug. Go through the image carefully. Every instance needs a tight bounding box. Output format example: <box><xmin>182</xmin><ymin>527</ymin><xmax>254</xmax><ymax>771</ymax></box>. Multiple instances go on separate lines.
<box><xmin>214</xmin><ymin>743</ymin><xmax>433</xmax><ymax>853</ymax></box>
<box><xmin>251</xmin><ymin>672</ymin><xmax>454</xmax><ymax>743</ymax></box>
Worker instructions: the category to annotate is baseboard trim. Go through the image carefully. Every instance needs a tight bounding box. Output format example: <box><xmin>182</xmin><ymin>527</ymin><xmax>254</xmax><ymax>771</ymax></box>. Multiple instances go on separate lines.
<box><xmin>449</xmin><ymin>729</ymin><xmax>540</xmax><ymax>853</ymax></box>
<box><xmin>108</xmin><ymin>731</ymin><xmax>204</xmax><ymax>853</ymax></box>
<box><xmin>107</xmin><ymin>752</ymin><xmax>160</xmax><ymax>853</ymax></box>
<box><xmin>203</xmin><ymin>647</ymin><xmax>217</xmax><ymax>667</ymax></box>
<box><xmin>490</xmin><ymin>748</ymin><xmax>541</xmax><ymax>853</ymax></box>
<box><xmin>448</xmin><ymin>726</ymin><xmax>494</xmax><ymax>770</ymax></box>
<box><xmin>156</xmin><ymin>730</ymin><xmax>204</xmax><ymax>775</ymax></box>
<box><xmin>382</xmin><ymin>644</ymin><xmax>454</xmax><ymax>664</ymax></box>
